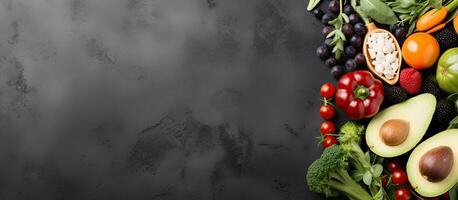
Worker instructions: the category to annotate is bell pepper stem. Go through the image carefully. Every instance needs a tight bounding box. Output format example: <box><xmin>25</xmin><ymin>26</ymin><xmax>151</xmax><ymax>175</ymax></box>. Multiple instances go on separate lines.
<box><xmin>354</xmin><ymin>85</ymin><xmax>370</xmax><ymax>100</ymax></box>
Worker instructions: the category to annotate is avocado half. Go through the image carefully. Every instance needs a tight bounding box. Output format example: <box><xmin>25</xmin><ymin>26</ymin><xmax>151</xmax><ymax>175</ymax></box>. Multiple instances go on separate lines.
<box><xmin>366</xmin><ymin>93</ymin><xmax>436</xmax><ymax>157</ymax></box>
<box><xmin>407</xmin><ymin>129</ymin><xmax>458</xmax><ymax>197</ymax></box>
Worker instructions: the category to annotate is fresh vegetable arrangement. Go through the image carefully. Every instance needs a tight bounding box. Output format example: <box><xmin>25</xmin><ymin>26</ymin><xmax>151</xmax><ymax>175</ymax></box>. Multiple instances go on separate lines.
<box><xmin>306</xmin><ymin>0</ymin><xmax>458</xmax><ymax>198</ymax></box>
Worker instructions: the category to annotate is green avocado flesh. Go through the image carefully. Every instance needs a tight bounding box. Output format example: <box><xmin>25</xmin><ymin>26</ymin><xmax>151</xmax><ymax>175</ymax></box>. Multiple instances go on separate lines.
<box><xmin>407</xmin><ymin>129</ymin><xmax>458</xmax><ymax>197</ymax></box>
<box><xmin>366</xmin><ymin>93</ymin><xmax>436</xmax><ymax>157</ymax></box>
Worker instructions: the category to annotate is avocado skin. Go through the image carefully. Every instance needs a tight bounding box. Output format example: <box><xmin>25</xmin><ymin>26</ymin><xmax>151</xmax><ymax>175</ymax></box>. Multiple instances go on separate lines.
<box><xmin>433</xmin><ymin>23</ymin><xmax>458</xmax><ymax>51</ymax></box>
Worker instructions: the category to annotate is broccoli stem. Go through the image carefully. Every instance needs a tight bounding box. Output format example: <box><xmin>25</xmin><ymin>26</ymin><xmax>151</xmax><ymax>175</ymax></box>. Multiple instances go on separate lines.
<box><xmin>329</xmin><ymin>169</ymin><xmax>374</xmax><ymax>200</ymax></box>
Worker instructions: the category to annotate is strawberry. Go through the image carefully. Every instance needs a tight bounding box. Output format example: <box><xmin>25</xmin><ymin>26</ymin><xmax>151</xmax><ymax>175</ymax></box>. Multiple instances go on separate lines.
<box><xmin>400</xmin><ymin>68</ymin><xmax>422</xmax><ymax>95</ymax></box>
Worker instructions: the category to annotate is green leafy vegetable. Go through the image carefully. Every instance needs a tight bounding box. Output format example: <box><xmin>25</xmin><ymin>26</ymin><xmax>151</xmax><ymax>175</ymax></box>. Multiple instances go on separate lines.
<box><xmin>387</xmin><ymin>0</ymin><xmax>443</xmax><ymax>35</ymax></box>
<box><xmin>360</xmin><ymin>0</ymin><xmax>399</xmax><ymax>24</ymax></box>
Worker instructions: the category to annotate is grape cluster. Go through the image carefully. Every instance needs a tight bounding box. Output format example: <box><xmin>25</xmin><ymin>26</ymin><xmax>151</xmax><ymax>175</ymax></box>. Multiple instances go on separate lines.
<box><xmin>312</xmin><ymin>1</ymin><xmax>367</xmax><ymax>79</ymax></box>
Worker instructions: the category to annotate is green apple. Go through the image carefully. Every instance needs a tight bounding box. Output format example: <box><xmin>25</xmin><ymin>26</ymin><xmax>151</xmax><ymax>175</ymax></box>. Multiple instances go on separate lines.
<box><xmin>437</xmin><ymin>48</ymin><xmax>458</xmax><ymax>94</ymax></box>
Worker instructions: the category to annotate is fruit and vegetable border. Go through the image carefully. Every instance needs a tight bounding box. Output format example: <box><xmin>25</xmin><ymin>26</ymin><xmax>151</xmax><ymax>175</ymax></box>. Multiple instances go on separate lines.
<box><xmin>305</xmin><ymin>0</ymin><xmax>458</xmax><ymax>199</ymax></box>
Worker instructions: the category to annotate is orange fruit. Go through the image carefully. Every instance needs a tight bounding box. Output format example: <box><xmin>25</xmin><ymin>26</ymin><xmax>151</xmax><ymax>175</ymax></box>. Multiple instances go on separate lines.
<box><xmin>402</xmin><ymin>32</ymin><xmax>440</xmax><ymax>70</ymax></box>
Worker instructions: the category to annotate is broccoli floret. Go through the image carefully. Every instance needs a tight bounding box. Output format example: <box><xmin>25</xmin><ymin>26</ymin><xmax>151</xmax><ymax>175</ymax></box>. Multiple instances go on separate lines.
<box><xmin>306</xmin><ymin>145</ymin><xmax>373</xmax><ymax>200</ymax></box>
<box><xmin>338</xmin><ymin>121</ymin><xmax>369</xmax><ymax>169</ymax></box>
<box><xmin>338</xmin><ymin>121</ymin><xmax>365</xmax><ymax>144</ymax></box>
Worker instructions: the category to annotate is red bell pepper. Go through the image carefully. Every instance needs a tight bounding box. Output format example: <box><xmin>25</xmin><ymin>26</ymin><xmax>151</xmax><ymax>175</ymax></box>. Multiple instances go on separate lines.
<box><xmin>336</xmin><ymin>70</ymin><xmax>384</xmax><ymax>120</ymax></box>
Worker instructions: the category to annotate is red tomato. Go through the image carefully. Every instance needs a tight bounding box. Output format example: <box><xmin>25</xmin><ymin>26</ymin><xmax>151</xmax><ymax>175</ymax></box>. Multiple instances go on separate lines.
<box><xmin>395</xmin><ymin>188</ymin><xmax>411</xmax><ymax>200</ymax></box>
<box><xmin>387</xmin><ymin>160</ymin><xmax>403</xmax><ymax>173</ymax></box>
<box><xmin>320</xmin><ymin>82</ymin><xmax>336</xmax><ymax>98</ymax></box>
<box><xmin>320</xmin><ymin>105</ymin><xmax>335</xmax><ymax>119</ymax></box>
<box><xmin>392</xmin><ymin>169</ymin><xmax>408</xmax><ymax>185</ymax></box>
<box><xmin>320</xmin><ymin>121</ymin><xmax>336</xmax><ymax>135</ymax></box>
<box><xmin>323</xmin><ymin>136</ymin><xmax>337</xmax><ymax>148</ymax></box>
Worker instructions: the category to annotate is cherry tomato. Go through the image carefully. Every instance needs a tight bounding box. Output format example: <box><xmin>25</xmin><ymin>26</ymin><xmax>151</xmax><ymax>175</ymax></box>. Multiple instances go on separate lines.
<box><xmin>381</xmin><ymin>174</ymin><xmax>389</xmax><ymax>188</ymax></box>
<box><xmin>392</xmin><ymin>169</ymin><xmax>408</xmax><ymax>185</ymax></box>
<box><xmin>395</xmin><ymin>188</ymin><xmax>411</xmax><ymax>200</ymax></box>
<box><xmin>323</xmin><ymin>136</ymin><xmax>337</xmax><ymax>148</ymax></box>
<box><xmin>320</xmin><ymin>105</ymin><xmax>335</xmax><ymax>119</ymax></box>
<box><xmin>320</xmin><ymin>82</ymin><xmax>336</xmax><ymax>98</ymax></box>
<box><xmin>320</xmin><ymin>121</ymin><xmax>336</xmax><ymax>135</ymax></box>
<box><xmin>387</xmin><ymin>160</ymin><xmax>403</xmax><ymax>173</ymax></box>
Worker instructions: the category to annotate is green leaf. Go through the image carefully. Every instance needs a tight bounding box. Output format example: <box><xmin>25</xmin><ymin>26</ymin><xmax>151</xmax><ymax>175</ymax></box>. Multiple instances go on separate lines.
<box><xmin>342</xmin><ymin>13</ymin><xmax>350</xmax><ymax>23</ymax></box>
<box><xmin>448</xmin><ymin>116</ymin><xmax>458</xmax><ymax>129</ymax></box>
<box><xmin>334</xmin><ymin>50</ymin><xmax>342</xmax><ymax>59</ymax></box>
<box><xmin>398</xmin><ymin>0</ymin><xmax>416</xmax><ymax>8</ymax></box>
<box><xmin>355</xmin><ymin>6</ymin><xmax>371</xmax><ymax>24</ymax></box>
<box><xmin>372</xmin><ymin>164</ymin><xmax>383</xmax><ymax>177</ymax></box>
<box><xmin>307</xmin><ymin>0</ymin><xmax>321</xmax><ymax>11</ymax></box>
<box><xmin>364</xmin><ymin>151</ymin><xmax>371</xmax><ymax>163</ymax></box>
<box><xmin>363</xmin><ymin>171</ymin><xmax>373</xmax><ymax>186</ymax></box>
<box><xmin>327</xmin><ymin>30</ymin><xmax>337</xmax><ymax>38</ymax></box>
<box><xmin>450</xmin><ymin>183</ymin><xmax>458</xmax><ymax>200</ymax></box>
<box><xmin>351</xmin><ymin>169</ymin><xmax>365</xmax><ymax>181</ymax></box>
<box><xmin>336</xmin><ymin>31</ymin><xmax>346</xmax><ymax>40</ymax></box>
<box><xmin>393</xmin><ymin>6</ymin><xmax>416</xmax><ymax>14</ymax></box>
<box><xmin>430</xmin><ymin>0</ymin><xmax>442</xmax><ymax>9</ymax></box>
<box><xmin>329</xmin><ymin>18</ymin><xmax>339</xmax><ymax>25</ymax></box>
<box><xmin>360</xmin><ymin>0</ymin><xmax>399</xmax><ymax>24</ymax></box>
<box><xmin>448</xmin><ymin>93</ymin><xmax>458</xmax><ymax>112</ymax></box>
<box><xmin>351</xmin><ymin>0</ymin><xmax>357</xmax><ymax>7</ymax></box>
<box><xmin>407</xmin><ymin>22</ymin><xmax>416</xmax><ymax>35</ymax></box>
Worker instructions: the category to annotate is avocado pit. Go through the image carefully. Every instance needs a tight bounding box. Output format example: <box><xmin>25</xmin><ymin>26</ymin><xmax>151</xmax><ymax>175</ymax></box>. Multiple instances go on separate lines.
<box><xmin>379</xmin><ymin>119</ymin><xmax>410</xmax><ymax>146</ymax></box>
<box><xmin>419</xmin><ymin>146</ymin><xmax>454</xmax><ymax>182</ymax></box>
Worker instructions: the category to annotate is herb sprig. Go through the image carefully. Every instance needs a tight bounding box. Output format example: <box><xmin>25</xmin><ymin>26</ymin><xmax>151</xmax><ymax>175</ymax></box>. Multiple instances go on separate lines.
<box><xmin>327</xmin><ymin>0</ymin><xmax>349</xmax><ymax>59</ymax></box>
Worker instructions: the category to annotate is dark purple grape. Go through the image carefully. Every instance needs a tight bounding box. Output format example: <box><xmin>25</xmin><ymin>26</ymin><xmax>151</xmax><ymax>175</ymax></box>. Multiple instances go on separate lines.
<box><xmin>354</xmin><ymin>53</ymin><xmax>366</xmax><ymax>65</ymax></box>
<box><xmin>325</xmin><ymin>38</ymin><xmax>333</xmax><ymax>47</ymax></box>
<box><xmin>321</xmin><ymin>13</ymin><xmax>335</xmax><ymax>25</ymax></box>
<box><xmin>336</xmin><ymin>53</ymin><xmax>348</xmax><ymax>64</ymax></box>
<box><xmin>350</xmin><ymin>35</ymin><xmax>362</xmax><ymax>48</ymax></box>
<box><xmin>342</xmin><ymin>24</ymin><xmax>354</xmax><ymax>38</ymax></box>
<box><xmin>345</xmin><ymin>58</ymin><xmax>357</xmax><ymax>72</ymax></box>
<box><xmin>345</xmin><ymin>46</ymin><xmax>357</xmax><ymax>57</ymax></box>
<box><xmin>354</xmin><ymin>23</ymin><xmax>367</xmax><ymax>36</ymax></box>
<box><xmin>316</xmin><ymin>45</ymin><xmax>331</xmax><ymax>60</ymax></box>
<box><xmin>312</xmin><ymin>8</ymin><xmax>324</xmax><ymax>20</ymax></box>
<box><xmin>331</xmin><ymin>65</ymin><xmax>345</xmax><ymax>78</ymax></box>
<box><xmin>349</xmin><ymin>14</ymin><xmax>360</xmax><ymax>25</ymax></box>
<box><xmin>389</xmin><ymin>24</ymin><xmax>398</xmax><ymax>33</ymax></box>
<box><xmin>395</xmin><ymin>26</ymin><xmax>407</xmax><ymax>40</ymax></box>
<box><xmin>322</xmin><ymin>26</ymin><xmax>334</xmax><ymax>37</ymax></box>
<box><xmin>328</xmin><ymin>0</ymin><xmax>340</xmax><ymax>14</ymax></box>
<box><xmin>325</xmin><ymin>57</ymin><xmax>338</xmax><ymax>67</ymax></box>
<box><xmin>343</xmin><ymin>5</ymin><xmax>354</xmax><ymax>15</ymax></box>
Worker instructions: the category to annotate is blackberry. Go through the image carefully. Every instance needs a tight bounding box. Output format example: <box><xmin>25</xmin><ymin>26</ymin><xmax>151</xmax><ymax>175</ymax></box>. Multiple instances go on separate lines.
<box><xmin>433</xmin><ymin>99</ymin><xmax>457</xmax><ymax>130</ymax></box>
<box><xmin>384</xmin><ymin>85</ymin><xmax>408</xmax><ymax>103</ymax></box>
<box><xmin>421</xmin><ymin>78</ymin><xmax>444</xmax><ymax>99</ymax></box>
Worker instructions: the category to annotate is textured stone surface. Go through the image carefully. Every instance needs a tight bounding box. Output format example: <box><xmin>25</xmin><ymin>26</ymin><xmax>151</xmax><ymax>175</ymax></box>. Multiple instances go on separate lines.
<box><xmin>0</xmin><ymin>0</ymin><xmax>332</xmax><ymax>199</ymax></box>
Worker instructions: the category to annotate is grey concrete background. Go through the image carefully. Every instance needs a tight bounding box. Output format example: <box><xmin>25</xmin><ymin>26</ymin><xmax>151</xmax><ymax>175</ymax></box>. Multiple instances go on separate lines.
<box><xmin>0</xmin><ymin>0</ymin><xmax>333</xmax><ymax>199</ymax></box>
